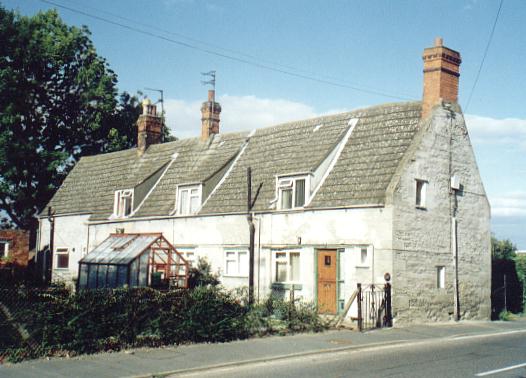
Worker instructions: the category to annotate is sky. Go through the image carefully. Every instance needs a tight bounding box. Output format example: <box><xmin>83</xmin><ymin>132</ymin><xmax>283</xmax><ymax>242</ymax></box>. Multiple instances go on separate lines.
<box><xmin>4</xmin><ymin>0</ymin><xmax>526</xmax><ymax>249</ymax></box>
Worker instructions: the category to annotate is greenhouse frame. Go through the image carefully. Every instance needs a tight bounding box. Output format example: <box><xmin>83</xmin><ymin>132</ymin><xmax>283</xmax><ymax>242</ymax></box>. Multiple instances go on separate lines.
<box><xmin>78</xmin><ymin>233</ymin><xmax>189</xmax><ymax>289</ymax></box>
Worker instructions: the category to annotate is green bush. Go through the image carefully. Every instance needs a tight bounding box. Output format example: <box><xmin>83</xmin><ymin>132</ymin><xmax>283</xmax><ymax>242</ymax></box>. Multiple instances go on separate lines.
<box><xmin>245</xmin><ymin>295</ymin><xmax>327</xmax><ymax>336</ymax></box>
<box><xmin>0</xmin><ymin>285</ymin><xmax>326</xmax><ymax>363</ymax></box>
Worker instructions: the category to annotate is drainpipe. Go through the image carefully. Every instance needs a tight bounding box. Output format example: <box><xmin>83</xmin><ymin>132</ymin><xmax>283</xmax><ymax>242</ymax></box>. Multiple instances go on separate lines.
<box><xmin>252</xmin><ymin>214</ymin><xmax>262</xmax><ymax>303</ymax></box>
<box><xmin>47</xmin><ymin>207</ymin><xmax>55</xmax><ymax>284</ymax></box>
<box><xmin>247</xmin><ymin>167</ymin><xmax>255</xmax><ymax>305</ymax></box>
<box><xmin>448</xmin><ymin>109</ymin><xmax>460</xmax><ymax>321</ymax></box>
<box><xmin>452</xmin><ymin>216</ymin><xmax>460</xmax><ymax>321</ymax></box>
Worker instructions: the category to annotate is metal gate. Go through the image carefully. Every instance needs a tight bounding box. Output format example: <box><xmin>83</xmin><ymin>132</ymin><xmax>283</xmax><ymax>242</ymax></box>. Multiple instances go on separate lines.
<box><xmin>357</xmin><ymin>283</ymin><xmax>392</xmax><ymax>331</ymax></box>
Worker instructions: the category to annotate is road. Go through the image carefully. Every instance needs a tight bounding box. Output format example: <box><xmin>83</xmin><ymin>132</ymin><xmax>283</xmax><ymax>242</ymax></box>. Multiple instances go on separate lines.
<box><xmin>174</xmin><ymin>330</ymin><xmax>526</xmax><ymax>378</ymax></box>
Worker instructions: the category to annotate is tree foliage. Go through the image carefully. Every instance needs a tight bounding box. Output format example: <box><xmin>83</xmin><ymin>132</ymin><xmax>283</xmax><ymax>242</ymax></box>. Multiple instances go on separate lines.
<box><xmin>491</xmin><ymin>236</ymin><xmax>517</xmax><ymax>261</ymax></box>
<box><xmin>0</xmin><ymin>7</ymin><xmax>149</xmax><ymax>231</ymax></box>
<box><xmin>491</xmin><ymin>236</ymin><xmax>524</xmax><ymax>317</ymax></box>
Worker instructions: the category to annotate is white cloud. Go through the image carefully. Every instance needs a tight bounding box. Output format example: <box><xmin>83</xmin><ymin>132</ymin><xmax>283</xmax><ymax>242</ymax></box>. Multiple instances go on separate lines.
<box><xmin>163</xmin><ymin>94</ymin><xmax>348</xmax><ymax>139</ymax></box>
<box><xmin>490</xmin><ymin>191</ymin><xmax>526</xmax><ymax>218</ymax></box>
<box><xmin>465</xmin><ymin>114</ymin><xmax>526</xmax><ymax>149</ymax></box>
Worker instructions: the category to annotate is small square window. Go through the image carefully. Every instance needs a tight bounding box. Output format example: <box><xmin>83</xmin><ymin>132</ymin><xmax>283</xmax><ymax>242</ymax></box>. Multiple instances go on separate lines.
<box><xmin>224</xmin><ymin>250</ymin><xmax>249</xmax><ymax>277</ymax></box>
<box><xmin>360</xmin><ymin>248</ymin><xmax>368</xmax><ymax>264</ymax></box>
<box><xmin>177</xmin><ymin>185</ymin><xmax>202</xmax><ymax>215</ymax></box>
<box><xmin>56</xmin><ymin>248</ymin><xmax>69</xmax><ymax>269</ymax></box>
<box><xmin>416</xmin><ymin>180</ymin><xmax>428</xmax><ymax>208</ymax></box>
<box><xmin>114</xmin><ymin>189</ymin><xmax>134</xmax><ymax>218</ymax></box>
<box><xmin>278</xmin><ymin>176</ymin><xmax>308</xmax><ymax>210</ymax></box>
<box><xmin>324</xmin><ymin>255</ymin><xmax>331</xmax><ymax>266</ymax></box>
<box><xmin>437</xmin><ymin>266</ymin><xmax>445</xmax><ymax>289</ymax></box>
<box><xmin>273</xmin><ymin>251</ymin><xmax>300</xmax><ymax>283</ymax></box>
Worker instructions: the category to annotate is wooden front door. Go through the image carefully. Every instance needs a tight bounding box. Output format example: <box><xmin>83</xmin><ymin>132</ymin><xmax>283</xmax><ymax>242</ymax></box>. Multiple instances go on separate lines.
<box><xmin>317</xmin><ymin>249</ymin><xmax>337</xmax><ymax>314</ymax></box>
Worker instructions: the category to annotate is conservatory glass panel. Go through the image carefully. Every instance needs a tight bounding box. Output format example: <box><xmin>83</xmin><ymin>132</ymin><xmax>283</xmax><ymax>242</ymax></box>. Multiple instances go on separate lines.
<box><xmin>129</xmin><ymin>259</ymin><xmax>139</xmax><ymax>287</ymax></box>
<box><xmin>87</xmin><ymin>265</ymin><xmax>98</xmax><ymax>288</ymax></box>
<box><xmin>117</xmin><ymin>265</ymin><xmax>128</xmax><ymax>287</ymax></box>
<box><xmin>97</xmin><ymin>265</ymin><xmax>108</xmax><ymax>288</ymax></box>
<box><xmin>138</xmin><ymin>253</ymin><xmax>149</xmax><ymax>286</ymax></box>
<box><xmin>79</xmin><ymin>264</ymin><xmax>88</xmax><ymax>288</ymax></box>
<box><xmin>107</xmin><ymin>265</ymin><xmax>118</xmax><ymax>288</ymax></box>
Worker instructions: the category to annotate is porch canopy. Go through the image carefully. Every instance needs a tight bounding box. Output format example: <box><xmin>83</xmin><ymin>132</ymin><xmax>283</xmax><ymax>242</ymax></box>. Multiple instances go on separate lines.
<box><xmin>78</xmin><ymin>233</ymin><xmax>189</xmax><ymax>289</ymax></box>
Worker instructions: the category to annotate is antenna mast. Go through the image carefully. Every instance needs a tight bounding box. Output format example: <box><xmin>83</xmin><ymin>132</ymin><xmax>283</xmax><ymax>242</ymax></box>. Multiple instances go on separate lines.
<box><xmin>201</xmin><ymin>70</ymin><xmax>216</xmax><ymax>91</ymax></box>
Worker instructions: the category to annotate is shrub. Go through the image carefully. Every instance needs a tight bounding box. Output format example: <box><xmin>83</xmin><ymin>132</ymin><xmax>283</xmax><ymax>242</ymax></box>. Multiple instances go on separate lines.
<box><xmin>245</xmin><ymin>295</ymin><xmax>327</xmax><ymax>335</ymax></box>
<box><xmin>0</xmin><ymin>285</ymin><xmax>326</xmax><ymax>363</ymax></box>
<box><xmin>187</xmin><ymin>257</ymin><xmax>220</xmax><ymax>288</ymax></box>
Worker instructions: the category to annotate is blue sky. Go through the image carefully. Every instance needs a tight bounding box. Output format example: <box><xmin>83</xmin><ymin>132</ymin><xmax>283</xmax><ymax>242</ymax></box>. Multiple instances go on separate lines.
<box><xmin>5</xmin><ymin>0</ymin><xmax>526</xmax><ymax>248</ymax></box>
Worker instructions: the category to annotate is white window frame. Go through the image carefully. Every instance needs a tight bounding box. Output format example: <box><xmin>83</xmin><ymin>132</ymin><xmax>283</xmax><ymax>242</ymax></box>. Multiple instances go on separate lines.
<box><xmin>272</xmin><ymin>250</ymin><xmax>301</xmax><ymax>283</ymax></box>
<box><xmin>114</xmin><ymin>189</ymin><xmax>134</xmax><ymax>218</ymax></box>
<box><xmin>176</xmin><ymin>248</ymin><xmax>196</xmax><ymax>268</ymax></box>
<box><xmin>224</xmin><ymin>249</ymin><xmax>249</xmax><ymax>277</ymax></box>
<box><xmin>415</xmin><ymin>179</ymin><xmax>428</xmax><ymax>208</ymax></box>
<box><xmin>55</xmin><ymin>247</ymin><xmax>69</xmax><ymax>269</ymax></box>
<box><xmin>437</xmin><ymin>266</ymin><xmax>446</xmax><ymax>289</ymax></box>
<box><xmin>276</xmin><ymin>175</ymin><xmax>310</xmax><ymax>210</ymax></box>
<box><xmin>176</xmin><ymin>184</ymin><xmax>202</xmax><ymax>215</ymax></box>
<box><xmin>0</xmin><ymin>240</ymin><xmax>10</xmax><ymax>259</ymax></box>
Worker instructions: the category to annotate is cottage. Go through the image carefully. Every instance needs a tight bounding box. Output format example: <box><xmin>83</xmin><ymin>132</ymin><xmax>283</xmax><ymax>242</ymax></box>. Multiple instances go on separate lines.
<box><xmin>0</xmin><ymin>230</ymin><xmax>30</xmax><ymax>268</ymax></box>
<box><xmin>37</xmin><ymin>38</ymin><xmax>491</xmax><ymax>324</ymax></box>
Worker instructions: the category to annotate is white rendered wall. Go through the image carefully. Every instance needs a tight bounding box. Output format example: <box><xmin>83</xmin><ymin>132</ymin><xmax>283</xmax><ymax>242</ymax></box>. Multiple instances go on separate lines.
<box><xmin>78</xmin><ymin>207</ymin><xmax>393</xmax><ymax>313</ymax></box>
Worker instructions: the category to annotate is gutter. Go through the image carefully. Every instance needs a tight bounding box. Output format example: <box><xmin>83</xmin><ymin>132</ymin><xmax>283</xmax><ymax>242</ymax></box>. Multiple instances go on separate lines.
<box><xmin>85</xmin><ymin>203</ymin><xmax>386</xmax><ymax>225</ymax></box>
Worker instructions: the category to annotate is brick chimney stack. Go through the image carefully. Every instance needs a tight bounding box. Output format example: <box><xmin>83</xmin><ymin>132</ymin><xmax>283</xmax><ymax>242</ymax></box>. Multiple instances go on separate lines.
<box><xmin>422</xmin><ymin>37</ymin><xmax>462</xmax><ymax>119</ymax></box>
<box><xmin>137</xmin><ymin>99</ymin><xmax>162</xmax><ymax>155</ymax></box>
<box><xmin>201</xmin><ymin>90</ymin><xmax>221</xmax><ymax>141</ymax></box>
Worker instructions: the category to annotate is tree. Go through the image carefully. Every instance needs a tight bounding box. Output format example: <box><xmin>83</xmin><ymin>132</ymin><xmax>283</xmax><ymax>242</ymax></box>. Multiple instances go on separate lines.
<box><xmin>491</xmin><ymin>236</ymin><xmax>523</xmax><ymax>317</ymax></box>
<box><xmin>0</xmin><ymin>7</ymin><xmax>152</xmax><ymax>233</ymax></box>
<box><xmin>491</xmin><ymin>236</ymin><xmax>517</xmax><ymax>260</ymax></box>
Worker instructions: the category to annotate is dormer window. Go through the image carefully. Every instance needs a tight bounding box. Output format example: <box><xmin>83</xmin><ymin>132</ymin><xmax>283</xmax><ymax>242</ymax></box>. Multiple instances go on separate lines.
<box><xmin>114</xmin><ymin>189</ymin><xmax>134</xmax><ymax>218</ymax></box>
<box><xmin>177</xmin><ymin>184</ymin><xmax>202</xmax><ymax>215</ymax></box>
<box><xmin>277</xmin><ymin>176</ymin><xmax>308</xmax><ymax>210</ymax></box>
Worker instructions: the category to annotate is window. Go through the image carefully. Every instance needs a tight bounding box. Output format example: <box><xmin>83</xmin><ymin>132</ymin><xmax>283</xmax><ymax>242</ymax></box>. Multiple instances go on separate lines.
<box><xmin>273</xmin><ymin>251</ymin><xmax>300</xmax><ymax>283</ymax></box>
<box><xmin>55</xmin><ymin>248</ymin><xmax>69</xmax><ymax>269</ymax></box>
<box><xmin>0</xmin><ymin>240</ymin><xmax>9</xmax><ymax>259</ymax></box>
<box><xmin>360</xmin><ymin>247</ymin><xmax>368</xmax><ymax>265</ymax></box>
<box><xmin>437</xmin><ymin>266</ymin><xmax>445</xmax><ymax>289</ymax></box>
<box><xmin>278</xmin><ymin>176</ymin><xmax>308</xmax><ymax>209</ymax></box>
<box><xmin>415</xmin><ymin>179</ymin><xmax>428</xmax><ymax>208</ymax></box>
<box><xmin>224</xmin><ymin>250</ymin><xmax>249</xmax><ymax>277</ymax></box>
<box><xmin>355</xmin><ymin>245</ymin><xmax>371</xmax><ymax>267</ymax></box>
<box><xmin>177</xmin><ymin>248</ymin><xmax>196</xmax><ymax>267</ymax></box>
<box><xmin>177</xmin><ymin>185</ymin><xmax>201</xmax><ymax>215</ymax></box>
<box><xmin>114</xmin><ymin>189</ymin><xmax>134</xmax><ymax>217</ymax></box>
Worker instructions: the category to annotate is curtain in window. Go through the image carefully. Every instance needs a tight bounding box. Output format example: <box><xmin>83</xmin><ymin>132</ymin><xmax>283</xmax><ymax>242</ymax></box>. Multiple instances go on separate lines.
<box><xmin>281</xmin><ymin>188</ymin><xmax>292</xmax><ymax>209</ymax></box>
<box><xmin>275</xmin><ymin>252</ymin><xmax>287</xmax><ymax>282</ymax></box>
<box><xmin>290</xmin><ymin>252</ymin><xmax>300</xmax><ymax>281</ymax></box>
<box><xmin>294</xmin><ymin>179</ymin><xmax>305</xmax><ymax>207</ymax></box>
<box><xmin>179</xmin><ymin>190</ymin><xmax>189</xmax><ymax>214</ymax></box>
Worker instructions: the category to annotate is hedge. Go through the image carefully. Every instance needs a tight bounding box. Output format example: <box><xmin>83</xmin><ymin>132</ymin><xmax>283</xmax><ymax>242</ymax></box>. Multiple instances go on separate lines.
<box><xmin>0</xmin><ymin>285</ymin><xmax>326</xmax><ymax>363</ymax></box>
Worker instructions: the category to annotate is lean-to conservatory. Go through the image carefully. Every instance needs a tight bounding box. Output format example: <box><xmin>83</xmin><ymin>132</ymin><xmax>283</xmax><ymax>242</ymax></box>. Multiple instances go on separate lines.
<box><xmin>78</xmin><ymin>233</ymin><xmax>189</xmax><ymax>289</ymax></box>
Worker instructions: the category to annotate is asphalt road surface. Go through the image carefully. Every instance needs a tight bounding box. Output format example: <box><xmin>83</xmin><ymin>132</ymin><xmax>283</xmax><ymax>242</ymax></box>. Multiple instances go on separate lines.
<box><xmin>175</xmin><ymin>330</ymin><xmax>526</xmax><ymax>378</ymax></box>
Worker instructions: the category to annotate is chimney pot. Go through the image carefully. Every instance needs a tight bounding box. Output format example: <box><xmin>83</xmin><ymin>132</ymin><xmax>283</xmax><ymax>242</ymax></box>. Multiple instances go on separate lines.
<box><xmin>421</xmin><ymin>37</ymin><xmax>462</xmax><ymax>119</ymax></box>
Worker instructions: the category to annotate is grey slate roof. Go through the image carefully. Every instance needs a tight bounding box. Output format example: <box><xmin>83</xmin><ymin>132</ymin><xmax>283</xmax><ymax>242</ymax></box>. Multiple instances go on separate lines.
<box><xmin>45</xmin><ymin>101</ymin><xmax>422</xmax><ymax>220</ymax></box>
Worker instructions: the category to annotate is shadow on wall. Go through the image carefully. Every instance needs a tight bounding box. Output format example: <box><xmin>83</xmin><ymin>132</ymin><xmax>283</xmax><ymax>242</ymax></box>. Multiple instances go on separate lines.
<box><xmin>491</xmin><ymin>259</ymin><xmax>523</xmax><ymax>319</ymax></box>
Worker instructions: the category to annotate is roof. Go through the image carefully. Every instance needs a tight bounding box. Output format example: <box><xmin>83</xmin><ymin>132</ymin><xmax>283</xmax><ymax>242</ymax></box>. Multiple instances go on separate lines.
<box><xmin>79</xmin><ymin>233</ymin><xmax>160</xmax><ymax>265</ymax></box>
<box><xmin>46</xmin><ymin>101</ymin><xmax>422</xmax><ymax>220</ymax></box>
